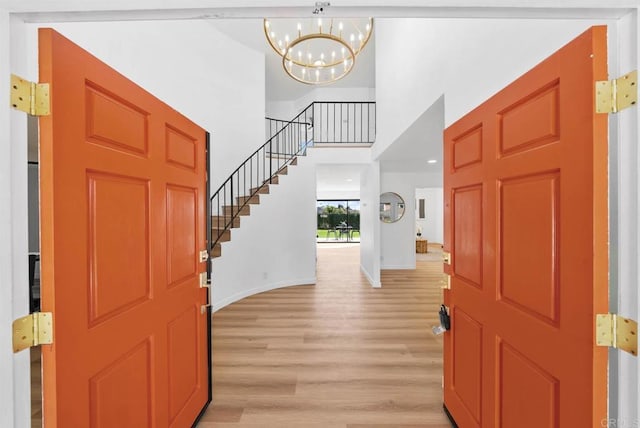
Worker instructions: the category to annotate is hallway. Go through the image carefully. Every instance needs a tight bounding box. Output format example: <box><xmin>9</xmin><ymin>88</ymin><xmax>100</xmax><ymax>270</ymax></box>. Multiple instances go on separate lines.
<box><xmin>200</xmin><ymin>244</ymin><xmax>450</xmax><ymax>427</ymax></box>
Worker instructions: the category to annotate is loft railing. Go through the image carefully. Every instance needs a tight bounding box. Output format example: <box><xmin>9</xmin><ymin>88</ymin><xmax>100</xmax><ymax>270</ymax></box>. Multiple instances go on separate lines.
<box><xmin>210</xmin><ymin>101</ymin><xmax>376</xmax><ymax>251</ymax></box>
<box><xmin>310</xmin><ymin>102</ymin><xmax>376</xmax><ymax>144</ymax></box>
<box><xmin>265</xmin><ymin>116</ymin><xmax>311</xmax><ymax>141</ymax></box>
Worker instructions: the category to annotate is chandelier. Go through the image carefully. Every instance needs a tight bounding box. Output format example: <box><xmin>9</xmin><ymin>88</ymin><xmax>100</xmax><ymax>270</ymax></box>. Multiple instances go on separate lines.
<box><xmin>264</xmin><ymin>17</ymin><xmax>373</xmax><ymax>85</ymax></box>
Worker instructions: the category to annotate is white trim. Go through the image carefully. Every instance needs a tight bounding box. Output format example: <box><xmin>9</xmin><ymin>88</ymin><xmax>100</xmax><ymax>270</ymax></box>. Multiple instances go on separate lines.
<box><xmin>612</xmin><ymin>8</ymin><xmax>640</xmax><ymax>425</ymax></box>
<box><xmin>211</xmin><ymin>277</ymin><xmax>316</xmax><ymax>313</ymax></box>
<box><xmin>0</xmin><ymin>9</ymin><xmax>16</xmax><ymax>428</ymax></box>
<box><xmin>360</xmin><ymin>265</ymin><xmax>381</xmax><ymax>288</ymax></box>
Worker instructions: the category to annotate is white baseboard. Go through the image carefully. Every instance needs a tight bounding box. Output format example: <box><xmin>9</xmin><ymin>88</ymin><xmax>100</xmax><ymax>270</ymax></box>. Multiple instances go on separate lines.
<box><xmin>212</xmin><ymin>277</ymin><xmax>316</xmax><ymax>313</ymax></box>
<box><xmin>360</xmin><ymin>265</ymin><xmax>381</xmax><ymax>288</ymax></box>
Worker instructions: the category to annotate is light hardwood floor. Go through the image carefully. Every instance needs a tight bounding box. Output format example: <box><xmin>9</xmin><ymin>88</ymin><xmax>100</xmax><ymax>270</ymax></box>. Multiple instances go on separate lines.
<box><xmin>199</xmin><ymin>244</ymin><xmax>450</xmax><ymax>427</ymax></box>
<box><xmin>31</xmin><ymin>244</ymin><xmax>449</xmax><ymax>427</ymax></box>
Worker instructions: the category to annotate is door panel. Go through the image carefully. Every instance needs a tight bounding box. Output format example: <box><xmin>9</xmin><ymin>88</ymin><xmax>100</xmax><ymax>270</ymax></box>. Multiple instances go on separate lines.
<box><xmin>38</xmin><ymin>28</ymin><xmax>209</xmax><ymax>427</ymax></box>
<box><xmin>443</xmin><ymin>26</ymin><xmax>608</xmax><ymax>428</ymax></box>
<box><xmin>453</xmin><ymin>185</ymin><xmax>483</xmax><ymax>288</ymax></box>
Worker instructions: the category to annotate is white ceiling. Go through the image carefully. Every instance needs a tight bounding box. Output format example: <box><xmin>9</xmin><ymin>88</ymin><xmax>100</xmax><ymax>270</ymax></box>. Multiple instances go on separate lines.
<box><xmin>378</xmin><ymin>95</ymin><xmax>444</xmax><ymax>173</ymax></box>
<box><xmin>316</xmin><ymin>164</ymin><xmax>363</xmax><ymax>194</ymax></box>
<box><xmin>210</xmin><ymin>18</ymin><xmax>376</xmax><ymax>102</ymax></box>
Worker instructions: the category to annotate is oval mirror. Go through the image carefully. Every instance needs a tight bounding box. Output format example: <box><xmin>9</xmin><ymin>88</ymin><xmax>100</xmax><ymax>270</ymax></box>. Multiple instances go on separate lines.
<box><xmin>379</xmin><ymin>192</ymin><xmax>405</xmax><ymax>223</ymax></box>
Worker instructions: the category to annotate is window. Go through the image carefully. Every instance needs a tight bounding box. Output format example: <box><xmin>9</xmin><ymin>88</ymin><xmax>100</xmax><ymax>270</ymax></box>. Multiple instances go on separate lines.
<box><xmin>317</xmin><ymin>200</ymin><xmax>360</xmax><ymax>243</ymax></box>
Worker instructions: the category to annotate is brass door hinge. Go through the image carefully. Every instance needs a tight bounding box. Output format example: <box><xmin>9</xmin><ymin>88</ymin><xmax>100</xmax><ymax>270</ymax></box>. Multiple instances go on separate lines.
<box><xmin>442</xmin><ymin>251</ymin><xmax>451</xmax><ymax>265</ymax></box>
<box><xmin>440</xmin><ymin>273</ymin><xmax>451</xmax><ymax>290</ymax></box>
<box><xmin>10</xmin><ymin>74</ymin><xmax>50</xmax><ymax>116</ymax></box>
<box><xmin>199</xmin><ymin>250</ymin><xmax>209</xmax><ymax>263</ymax></box>
<box><xmin>12</xmin><ymin>312</ymin><xmax>53</xmax><ymax>353</ymax></box>
<box><xmin>596</xmin><ymin>70</ymin><xmax>637</xmax><ymax>114</ymax></box>
<box><xmin>596</xmin><ymin>314</ymin><xmax>637</xmax><ymax>356</ymax></box>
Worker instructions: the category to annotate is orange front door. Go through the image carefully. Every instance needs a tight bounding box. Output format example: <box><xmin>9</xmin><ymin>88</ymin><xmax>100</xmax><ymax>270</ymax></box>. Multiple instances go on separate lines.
<box><xmin>443</xmin><ymin>26</ymin><xmax>608</xmax><ymax>427</ymax></box>
<box><xmin>38</xmin><ymin>29</ymin><xmax>210</xmax><ymax>427</ymax></box>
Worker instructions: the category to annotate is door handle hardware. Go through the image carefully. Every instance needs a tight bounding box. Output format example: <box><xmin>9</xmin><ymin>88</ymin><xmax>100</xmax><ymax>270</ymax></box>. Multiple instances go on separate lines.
<box><xmin>440</xmin><ymin>273</ymin><xmax>451</xmax><ymax>290</ymax></box>
<box><xmin>199</xmin><ymin>272</ymin><xmax>210</xmax><ymax>288</ymax></box>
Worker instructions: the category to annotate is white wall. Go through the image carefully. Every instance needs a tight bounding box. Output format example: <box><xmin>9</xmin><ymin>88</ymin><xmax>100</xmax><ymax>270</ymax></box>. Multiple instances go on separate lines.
<box><xmin>211</xmin><ymin>155</ymin><xmax>317</xmax><ymax>311</ymax></box>
<box><xmin>415</xmin><ymin>187</ymin><xmax>444</xmax><ymax>244</ymax></box>
<box><xmin>374</xmin><ymin>18</ymin><xmax>616</xmax><ymax>158</ymax></box>
<box><xmin>380</xmin><ymin>172</ymin><xmax>417</xmax><ymax>269</ymax></box>
<box><xmin>25</xmin><ymin>19</ymin><xmax>266</xmax><ymax>191</ymax></box>
<box><xmin>317</xmin><ymin>189</ymin><xmax>360</xmax><ymax>199</ymax></box>
<box><xmin>212</xmin><ymin>146</ymin><xmax>375</xmax><ymax>309</ymax></box>
<box><xmin>360</xmin><ymin>161</ymin><xmax>381</xmax><ymax>286</ymax></box>
<box><xmin>266</xmin><ymin>86</ymin><xmax>375</xmax><ymax>120</ymax></box>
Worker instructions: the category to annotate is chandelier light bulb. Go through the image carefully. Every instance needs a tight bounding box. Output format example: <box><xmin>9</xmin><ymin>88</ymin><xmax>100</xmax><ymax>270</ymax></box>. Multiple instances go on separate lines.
<box><xmin>265</xmin><ymin>17</ymin><xmax>373</xmax><ymax>85</ymax></box>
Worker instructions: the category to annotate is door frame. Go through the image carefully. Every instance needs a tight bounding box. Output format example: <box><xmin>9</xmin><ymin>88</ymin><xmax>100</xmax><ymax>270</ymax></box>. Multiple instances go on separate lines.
<box><xmin>1</xmin><ymin>5</ymin><xmax>639</xmax><ymax>427</ymax></box>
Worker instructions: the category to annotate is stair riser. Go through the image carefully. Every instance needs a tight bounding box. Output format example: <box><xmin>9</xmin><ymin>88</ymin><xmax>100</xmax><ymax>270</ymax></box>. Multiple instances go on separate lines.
<box><xmin>211</xmin><ymin>217</ymin><xmax>240</xmax><ymax>228</ymax></box>
<box><xmin>211</xmin><ymin>245</ymin><xmax>222</xmax><ymax>258</ymax></box>
<box><xmin>223</xmin><ymin>206</ymin><xmax>250</xmax><ymax>216</ymax></box>
<box><xmin>250</xmin><ymin>185</ymin><xmax>270</xmax><ymax>195</ymax></box>
<box><xmin>213</xmin><ymin>230</ymin><xmax>231</xmax><ymax>242</ymax></box>
<box><xmin>236</xmin><ymin>195</ymin><xmax>260</xmax><ymax>205</ymax></box>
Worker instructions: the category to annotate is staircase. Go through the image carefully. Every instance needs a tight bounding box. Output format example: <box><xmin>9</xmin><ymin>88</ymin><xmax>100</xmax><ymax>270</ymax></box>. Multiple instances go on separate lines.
<box><xmin>209</xmin><ymin>101</ymin><xmax>376</xmax><ymax>260</ymax></box>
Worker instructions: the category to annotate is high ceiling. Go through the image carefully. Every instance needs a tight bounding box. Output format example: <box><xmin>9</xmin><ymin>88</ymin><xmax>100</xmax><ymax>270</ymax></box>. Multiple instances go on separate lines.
<box><xmin>210</xmin><ymin>18</ymin><xmax>375</xmax><ymax>102</ymax></box>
